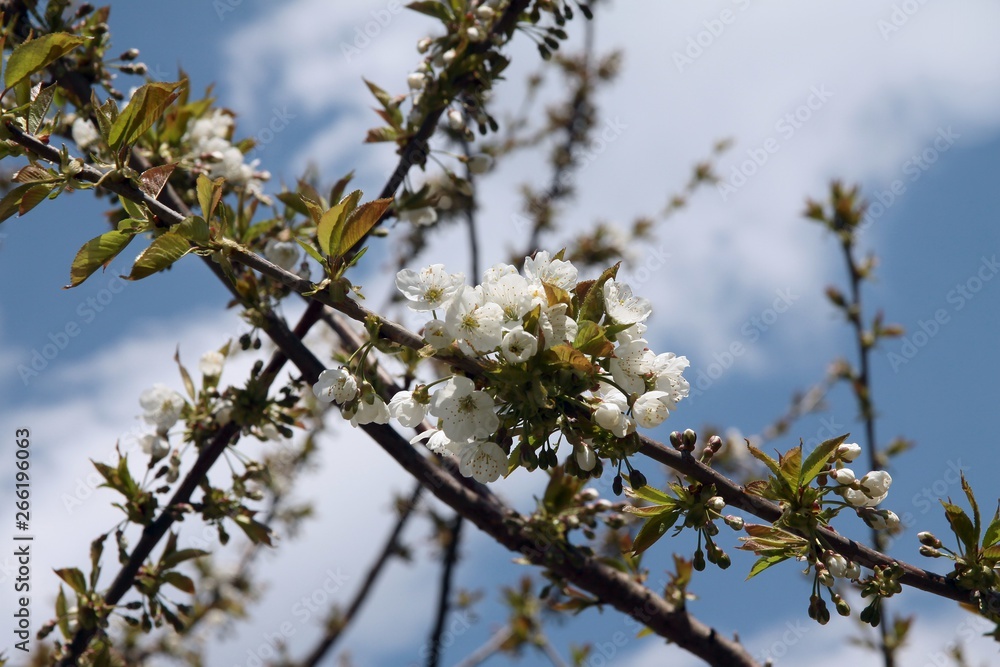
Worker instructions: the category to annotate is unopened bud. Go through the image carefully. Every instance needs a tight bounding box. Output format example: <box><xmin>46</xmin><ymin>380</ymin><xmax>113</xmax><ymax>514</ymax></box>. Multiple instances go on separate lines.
<box><xmin>917</xmin><ymin>531</ymin><xmax>941</xmax><ymax>548</ymax></box>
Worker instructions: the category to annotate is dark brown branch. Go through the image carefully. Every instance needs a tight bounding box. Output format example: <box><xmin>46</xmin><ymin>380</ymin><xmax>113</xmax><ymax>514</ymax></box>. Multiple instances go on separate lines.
<box><xmin>56</xmin><ymin>305</ymin><xmax>323</xmax><ymax>665</ymax></box>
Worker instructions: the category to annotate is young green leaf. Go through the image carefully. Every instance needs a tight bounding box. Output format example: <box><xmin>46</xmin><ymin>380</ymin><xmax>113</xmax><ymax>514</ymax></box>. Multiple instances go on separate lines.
<box><xmin>196</xmin><ymin>173</ymin><xmax>225</xmax><ymax>222</ymax></box>
<box><xmin>941</xmin><ymin>501</ymin><xmax>977</xmax><ymax>555</ymax></box>
<box><xmin>746</xmin><ymin>554</ymin><xmax>789</xmax><ymax>580</ymax></box>
<box><xmin>317</xmin><ymin>189</ymin><xmax>362</xmax><ymax>257</ymax></box>
<box><xmin>108</xmin><ymin>81</ymin><xmax>184</xmax><ymax>151</ymax></box>
<box><xmin>4</xmin><ymin>33</ymin><xmax>86</xmax><ymax>90</ymax></box>
<box><xmin>799</xmin><ymin>433</ymin><xmax>848</xmax><ymax>487</ymax></box>
<box><xmin>28</xmin><ymin>83</ymin><xmax>56</xmax><ymax>134</ymax></box>
<box><xmin>54</xmin><ymin>567</ymin><xmax>88</xmax><ymax>596</ymax></box>
<box><xmin>577</xmin><ymin>262</ymin><xmax>620</xmax><ymax>323</ymax></box>
<box><xmin>125</xmin><ymin>232</ymin><xmax>190</xmax><ymax>280</ymax></box>
<box><xmin>630</xmin><ymin>508</ymin><xmax>681</xmax><ymax>556</ymax></box>
<box><xmin>66</xmin><ymin>230</ymin><xmax>134</xmax><ymax>288</ymax></box>
<box><xmin>0</xmin><ymin>183</ymin><xmax>37</xmax><ymax>223</ymax></box>
<box><xmin>336</xmin><ymin>197</ymin><xmax>392</xmax><ymax>256</ymax></box>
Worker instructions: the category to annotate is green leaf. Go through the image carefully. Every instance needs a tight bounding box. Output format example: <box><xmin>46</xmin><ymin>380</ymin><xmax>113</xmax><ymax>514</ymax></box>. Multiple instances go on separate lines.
<box><xmin>162</xmin><ymin>571</ymin><xmax>195</xmax><ymax>594</ymax></box>
<box><xmin>317</xmin><ymin>189</ymin><xmax>362</xmax><ymax>257</ymax></box>
<box><xmin>126</xmin><ymin>232</ymin><xmax>190</xmax><ymax>280</ymax></box>
<box><xmin>161</xmin><ymin>548</ymin><xmax>208</xmax><ymax>570</ymax></box>
<box><xmin>336</xmin><ymin>197</ymin><xmax>392</xmax><ymax>256</ymax></box>
<box><xmin>941</xmin><ymin>501</ymin><xmax>977</xmax><ymax>554</ymax></box>
<box><xmin>982</xmin><ymin>505</ymin><xmax>1000</xmax><ymax>549</ymax></box>
<box><xmin>28</xmin><ymin>83</ymin><xmax>56</xmax><ymax>134</ymax></box>
<box><xmin>174</xmin><ymin>348</ymin><xmax>196</xmax><ymax>400</ymax></box>
<box><xmin>0</xmin><ymin>183</ymin><xmax>36</xmax><ymax>223</ymax></box>
<box><xmin>54</xmin><ymin>567</ymin><xmax>88</xmax><ymax>595</ymax></box>
<box><xmin>407</xmin><ymin>0</ymin><xmax>455</xmax><ymax>21</ymax></box>
<box><xmin>778</xmin><ymin>445</ymin><xmax>802</xmax><ymax>487</ymax></box>
<box><xmin>982</xmin><ymin>544</ymin><xmax>1000</xmax><ymax>560</ymax></box>
<box><xmin>961</xmin><ymin>475</ymin><xmax>981</xmax><ymax>547</ymax></box>
<box><xmin>747</xmin><ymin>444</ymin><xmax>793</xmax><ymax>496</ymax></box>
<box><xmin>174</xmin><ymin>216</ymin><xmax>210</xmax><ymax>244</ymax></box>
<box><xmin>196</xmin><ymin>173</ymin><xmax>225</xmax><ymax>221</ymax></box>
<box><xmin>108</xmin><ymin>81</ymin><xmax>183</xmax><ymax>151</ymax></box>
<box><xmin>630</xmin><ymin>508</ymin><xmax>680</xmax><ymax>556</ymax></box>
<box><xmin>4</xmin><ymin>33</ymin><xmax>86</xmax><ymax>90</ymax></box>
<box><xmin>277</xmin><ymin>191</ymin><xmax>311</xmax><ymax>218</ymax></box>
<box><xmin>66</xmin><ymin>230</ymin><xmax>134</xmax><ymax>288</ymax></box>
<box><xmin>624</xmin><ymin>483</ymin><xmax>675</xmax><ymax>506</ymax></box>
<box><xmin>573</xmin><ymin>320</ymin><xmax>613</xmax><ymax>357</ymax></box>
<box><xmin>233</xmin><ymin>512</ymin><xmax>273</xmax><ymax>546</ymax></box>
<box><xmin>365</xmin><ymin>126</ymin><xmax>399</xmax><ymax>143</ymax></box>
<box><xmin>18</xmin><ymin>183</ymin><xmax>53</xmax><ymax>216</ymax></box>
<box><xmin>56</xmin><ymin>586</ymin><xmax>70</xmax><ymax>638</ymax></box>
<box><xmin>329</xmin><ymin>170</ymin><xmax>355</xmax><ymax>205</ymax></box>
<box><xmin>119</xmin><ymin>195</ymin><xmax>147</xmax><ymax>222</ymax></box>
<box><xmin>294</xmin><ymin>236</ymin><xmax>324</xmax><ymax>265</ymax></box>
<box><xmin>578</xmin><ymin>262</ymin><xmax>620</xmax><ymax>324</ymax></box>
<box><xmin>747</xmin><ymin>554</ymin><xmax>789</xmax><ymax>580</ymax></box>
<box><xmin>799</xmin><ymin>433</ymin><xmax>848</xmax><ymax>487</ymax></box>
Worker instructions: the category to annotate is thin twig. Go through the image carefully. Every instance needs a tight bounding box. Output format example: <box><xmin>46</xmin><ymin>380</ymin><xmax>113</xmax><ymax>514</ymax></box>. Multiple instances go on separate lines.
<box><xmin>298</xmin><ymin>483</ymin><xmax>424</xmax><ymax>667</ymax></box>
<box><xmin>425</xmin><ymin>514</ymin><xmax>464</xmax><ymax>667</ymax></box>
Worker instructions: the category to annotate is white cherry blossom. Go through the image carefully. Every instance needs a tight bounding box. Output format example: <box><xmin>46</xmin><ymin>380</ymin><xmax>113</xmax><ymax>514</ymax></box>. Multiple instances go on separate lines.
<box><xmin>313</xmin><ymin>368</ymin><xmax>359</xmax><ymax>404</ymax></box>
<box><xmin>396</xmin><ymin>264</ymin><xmax>465</xmax><ymax>312</ymax></box>
<box><xmin>445</xmin><ymin>286</ymin><xmax>504</xmax><ymax>353</ymax></box>
<box><xmin>388</xmin><ymin>390</ymin><xmax>429</xmax><ymax>428</ymax></box>
<box><xmin>603</xmin><ymin>279</ymin><xmax>652</xmax><ymax>324</ymax></box>
<box><xmin>500</xmin><ymin>326</ymin><xmax>538</xmax><ymax>363</ymax></box>
<box><xmin>140</xmin><ymin>384</ymin><xmax>185</xmax><ymax>432</ymax></box>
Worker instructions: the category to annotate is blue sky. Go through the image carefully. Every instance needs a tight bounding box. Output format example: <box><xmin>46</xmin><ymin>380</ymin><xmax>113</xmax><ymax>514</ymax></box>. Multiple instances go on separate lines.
<box><xmin>2</xmin><ymin>1</ymin><xmax>1000</xmax><ymax>666</ymax></box>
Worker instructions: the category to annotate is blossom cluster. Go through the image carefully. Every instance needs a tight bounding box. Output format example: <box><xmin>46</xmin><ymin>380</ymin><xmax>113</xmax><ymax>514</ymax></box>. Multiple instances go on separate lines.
<box><xmin>183</xmin><ymin>109</ymin><xmax>271</xmax><ymax>202</ymax></box>
<box><xmin>827</xmin><ymin>442</ymin><xmax>900</xmax><ymax>531</ymax></box>
<box><xmin>312</xmin><ymin>252</ymin><xmax>689</xmax><ymax>485</ymax></box>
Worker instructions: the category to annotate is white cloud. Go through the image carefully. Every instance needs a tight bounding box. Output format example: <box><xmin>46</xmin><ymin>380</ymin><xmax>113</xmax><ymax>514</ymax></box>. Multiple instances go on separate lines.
<box><xmin>219</xmin><ymin>1</ymin><xmax>1000</xmax><ymax>379</ymax></box>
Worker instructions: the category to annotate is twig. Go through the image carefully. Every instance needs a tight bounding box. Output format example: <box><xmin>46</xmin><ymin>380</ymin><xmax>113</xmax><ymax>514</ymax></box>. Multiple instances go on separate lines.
<box><xmin>450</xmin><ymin>626</ymin><xmax>514</xmax><ymax>667</ymax></box>
<box><xmin>298</xmin><ymin>483</ymin><xmax>424</xmax><ymax>667</ymax></box>
<box><xmin>425</xmin><ymin>514</ymin><xmax>464</xmax><ymax>667</ymax></box>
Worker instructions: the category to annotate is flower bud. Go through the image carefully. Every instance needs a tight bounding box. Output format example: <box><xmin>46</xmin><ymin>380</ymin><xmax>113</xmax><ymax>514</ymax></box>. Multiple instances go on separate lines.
<box><xmin>629</xmin><ymin>469</ymin><xmax>647</xmax><ymax>489</ymax></box>
<box><xmin>917</xmin><ymin>531</ymin><xmax>941</xmax><ymax>548</ymax></box>
<box><xmin>669</xmin><ymin>431</ymin><xmax>683</xmax><ymax>450</ymax></box>
<box><xmin>723</xmin><ymin>515</ymin><xmax>744</xmax><ymax>530</ymax></box>
<box><xmin>836</xmin><ymin>442</ymin><xmax>862</xmax><ymax>462</ymax></box>
<box><xmin>706</xmin><ymin>496</ymin><xmax>725</xmax><ymax>513</ymax></box>
<box><xmin>833</xmin><ymin>594</ymin><xmax>851</xmax><ymax>617</ymax></box>
<box><xmin>831</xmin><ymin>468</ymin><xmax>856</xmax><ymax>485</ymax></box>
<box><xmin>919</xmin><ymin>545</ymin><xmax>942</xmax><ymax>558</ymax></box>
<box><xmin>706</xmin><ymin>434</ymin><xmax>723</xmax><ymax>453</ymax></box>
<box><xmin>682</xmin><ymin>429</ymin><xmax>697</xmax><ymax>449</ymax></box>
